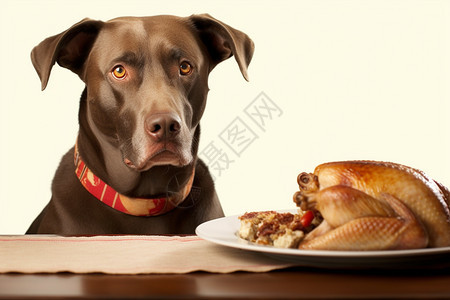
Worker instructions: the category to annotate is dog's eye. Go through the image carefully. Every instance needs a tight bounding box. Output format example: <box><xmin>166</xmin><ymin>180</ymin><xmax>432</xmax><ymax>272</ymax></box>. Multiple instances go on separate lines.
<box><xmin>112</xmin><ymin>65</ymin><xmax>127</xmax><ymax>79</ymax></box>
<box><xmin>179</xmin><ymin>61</ymin><xmax>192</xmax><ymax>76</ymax></box>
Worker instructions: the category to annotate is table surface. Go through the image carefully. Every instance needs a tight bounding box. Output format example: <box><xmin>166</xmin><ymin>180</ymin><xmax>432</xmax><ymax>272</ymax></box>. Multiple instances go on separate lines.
<box><xmin>1</xmin><ymin>267</ymin><xmax>450</xmax><ymax>299</ymax></box>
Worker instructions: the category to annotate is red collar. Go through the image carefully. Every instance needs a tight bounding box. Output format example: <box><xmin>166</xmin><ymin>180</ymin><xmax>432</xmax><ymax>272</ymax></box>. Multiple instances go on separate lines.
<box><xmin>74</xmin><ymin>143</ymin><xmax>195</xmax><ymax>217</ymax></box>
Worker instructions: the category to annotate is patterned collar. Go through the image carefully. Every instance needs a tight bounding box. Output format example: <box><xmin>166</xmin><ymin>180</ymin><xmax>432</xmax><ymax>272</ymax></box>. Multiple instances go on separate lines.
<box><xmin>74</xmin><ymin>141</ymin><xmax>194</xmax><ymax>216</ymax></box>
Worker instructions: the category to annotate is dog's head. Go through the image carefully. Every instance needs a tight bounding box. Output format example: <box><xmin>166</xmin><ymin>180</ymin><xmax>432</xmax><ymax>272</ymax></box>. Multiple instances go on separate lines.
<box><xmin>31</xmin><ymin>14</ymin><xmax>253</xmax><ymax>196</ymax></box>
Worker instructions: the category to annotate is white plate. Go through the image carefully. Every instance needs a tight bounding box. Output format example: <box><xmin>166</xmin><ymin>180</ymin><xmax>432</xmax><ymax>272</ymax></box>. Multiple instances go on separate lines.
<box><xmin>195</xmin><ymin>210</ymin><xmax>450</xmax><ymax>269</ymax></box>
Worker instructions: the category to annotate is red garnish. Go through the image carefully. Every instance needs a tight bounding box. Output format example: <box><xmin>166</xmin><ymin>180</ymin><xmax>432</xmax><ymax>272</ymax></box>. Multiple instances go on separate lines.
<box><xmin>300</xmin><ymin>210</ymin><xmax>314</xmax><ymax>227</ymax></box>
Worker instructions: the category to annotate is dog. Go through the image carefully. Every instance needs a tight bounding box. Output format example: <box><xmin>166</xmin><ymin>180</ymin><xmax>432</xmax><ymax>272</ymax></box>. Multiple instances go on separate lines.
<box><xmin>26</xmin><ymin>14</ymin><xmax>254</xmax><ymax>234</ymax></box>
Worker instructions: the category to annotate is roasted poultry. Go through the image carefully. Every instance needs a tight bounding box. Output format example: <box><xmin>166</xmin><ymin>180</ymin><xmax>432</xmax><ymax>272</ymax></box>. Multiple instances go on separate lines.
<box><xmin>294</xmin><ymin>161</ymin><xmax>450</xmax><ymax>250</ymax></box>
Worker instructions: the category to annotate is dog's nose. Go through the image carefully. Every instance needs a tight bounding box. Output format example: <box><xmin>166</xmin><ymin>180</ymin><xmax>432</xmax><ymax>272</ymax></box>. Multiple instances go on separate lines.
<box><xmin>145</xmin><ymin>113</ymin><xmax>181</xmax><ymax>141</ymax></box>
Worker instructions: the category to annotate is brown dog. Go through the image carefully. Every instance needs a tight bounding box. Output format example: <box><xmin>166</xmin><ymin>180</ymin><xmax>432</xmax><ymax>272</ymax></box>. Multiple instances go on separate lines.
<box><xmin>26</xmin><ymin>14</ymin><xmax>254</xmax><ymax>234</ymax></box>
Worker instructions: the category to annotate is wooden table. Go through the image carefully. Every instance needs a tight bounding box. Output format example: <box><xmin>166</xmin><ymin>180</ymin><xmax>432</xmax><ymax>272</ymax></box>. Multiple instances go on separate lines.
<box><xmin>1</xmin><ymin>267</ymin><xmax>449</xmax><ymax>299</ymax></box>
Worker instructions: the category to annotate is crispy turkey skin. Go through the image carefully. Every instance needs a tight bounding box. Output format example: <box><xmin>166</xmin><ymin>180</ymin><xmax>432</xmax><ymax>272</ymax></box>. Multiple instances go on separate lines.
<box><xmin>294</xmin><ymin>161</ymin><xmax>450</xmax><ymax>250</ymax></box>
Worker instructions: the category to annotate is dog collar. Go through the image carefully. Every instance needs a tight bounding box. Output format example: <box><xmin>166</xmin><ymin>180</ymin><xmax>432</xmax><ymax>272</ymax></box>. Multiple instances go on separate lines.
<box><xmin>74</xmin><ymin>143</ymin><xmax>195</xmax><ymax>217</ymax></box>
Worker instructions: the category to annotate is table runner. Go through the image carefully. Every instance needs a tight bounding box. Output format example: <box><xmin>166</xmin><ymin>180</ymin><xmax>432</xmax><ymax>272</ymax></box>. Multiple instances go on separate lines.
<box><xmin>0</xmin><ymin>235</ymin><xmax>294</xmax><ymax>274</ymax></box>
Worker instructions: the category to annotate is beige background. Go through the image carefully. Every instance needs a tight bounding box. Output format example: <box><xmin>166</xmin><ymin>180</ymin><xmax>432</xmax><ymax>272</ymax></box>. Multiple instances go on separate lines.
<box><xmin>1</xmin><ymin>0</ymin><xmax>449</xmax><ymax>233</ymax></box>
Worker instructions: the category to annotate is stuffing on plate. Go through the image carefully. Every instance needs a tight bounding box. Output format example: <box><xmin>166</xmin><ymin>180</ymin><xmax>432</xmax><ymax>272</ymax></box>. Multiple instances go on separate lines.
<box><xmin>238</xmin><ymin>210</ymin><xmax>321</xmax><ymax>248</ymax></box>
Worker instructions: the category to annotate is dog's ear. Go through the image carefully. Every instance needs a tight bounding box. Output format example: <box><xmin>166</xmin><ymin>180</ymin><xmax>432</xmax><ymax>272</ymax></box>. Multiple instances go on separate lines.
<box><xmin>189</xmin><ymin>14</ymin><xmax>255</xmax><ymax>81</ymax></box>
<box><xmin>31</xmin><ymin>18</ymin><xmax>104</xmax><ymax>90</ymax></box>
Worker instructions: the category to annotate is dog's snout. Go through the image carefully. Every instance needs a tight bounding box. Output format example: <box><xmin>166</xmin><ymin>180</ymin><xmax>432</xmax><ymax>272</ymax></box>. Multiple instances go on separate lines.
<box><xmin>145</xmin><ymin>113</ymin><xmax>181</xmax><ymax>141</ymax></box>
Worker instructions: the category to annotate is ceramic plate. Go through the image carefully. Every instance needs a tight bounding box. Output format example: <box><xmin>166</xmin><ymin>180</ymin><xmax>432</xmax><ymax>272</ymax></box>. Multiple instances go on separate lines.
<box><xmin>195</xmin><ymin>210</ymin><xmax>450</xmax><ymax>269</ymax></box>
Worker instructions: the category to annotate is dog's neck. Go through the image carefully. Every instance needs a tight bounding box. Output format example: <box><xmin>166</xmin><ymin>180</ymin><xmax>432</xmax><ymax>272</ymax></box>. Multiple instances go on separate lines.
<box><xmin>73</xmin><ymin>139</ymin><xmax>195</xmax><ymax>216</ymax></box>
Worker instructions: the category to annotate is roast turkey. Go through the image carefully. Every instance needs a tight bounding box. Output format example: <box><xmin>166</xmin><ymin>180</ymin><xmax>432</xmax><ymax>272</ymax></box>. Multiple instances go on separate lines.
<box><xmin>293</xmin><ymin>161</ymin><xmax>450</xmax><ymax>250</ymax></box>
